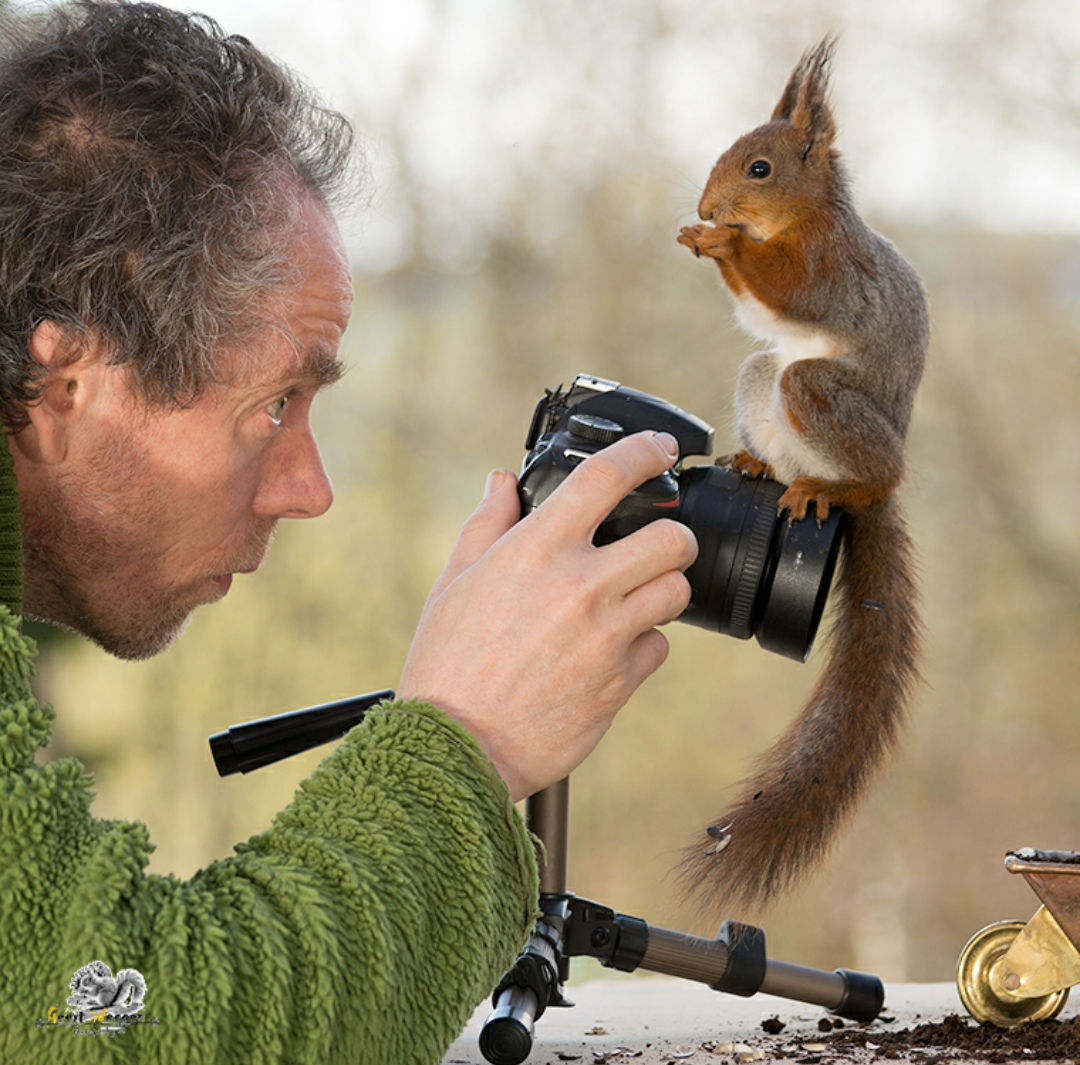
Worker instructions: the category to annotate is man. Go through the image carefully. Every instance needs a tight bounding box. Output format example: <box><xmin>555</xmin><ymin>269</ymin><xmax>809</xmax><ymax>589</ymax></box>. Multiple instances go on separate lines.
<box><xmin>0</xmin><ymin>3</ymin><xmax>696</xmax><ymax>1063</ymax></box>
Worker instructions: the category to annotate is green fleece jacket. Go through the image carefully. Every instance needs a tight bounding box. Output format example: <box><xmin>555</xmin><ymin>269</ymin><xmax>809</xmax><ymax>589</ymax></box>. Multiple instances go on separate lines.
<box><xmin>0</xmin><ymin>437</ymin><xmax>539</xmax><ymax>1063</ymax></box>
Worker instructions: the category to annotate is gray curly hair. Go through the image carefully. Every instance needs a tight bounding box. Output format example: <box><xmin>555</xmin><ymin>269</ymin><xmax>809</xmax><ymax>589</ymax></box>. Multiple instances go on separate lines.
<box><xmin>0</xmin><ymin>0</ymin><xmax>358</xmax><ymax>430</ymax></box>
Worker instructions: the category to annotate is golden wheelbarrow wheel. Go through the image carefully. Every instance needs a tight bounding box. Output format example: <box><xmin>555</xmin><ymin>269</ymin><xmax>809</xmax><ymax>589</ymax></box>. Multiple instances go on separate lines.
<box><xmin>957</xmin><ymin>850</ymin><xmax>1080</xmax><ymax>1027</ymax></box>
<box><xmin>957</xmin><ymin>920</ymin><xmax>1071</xmax><ymax>1026</ymax></box>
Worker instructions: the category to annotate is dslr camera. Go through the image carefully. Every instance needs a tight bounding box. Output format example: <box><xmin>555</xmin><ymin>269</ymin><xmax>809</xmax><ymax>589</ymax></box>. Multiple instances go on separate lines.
<box><xmin>208</xmin><ymin>372</ymin><xmax>846</xmax><ymax>779</ymax></box>
<box><xmin>519</xmin><ymin>374</ymin><xmax>843</xmax><ymax>661</ymax></box>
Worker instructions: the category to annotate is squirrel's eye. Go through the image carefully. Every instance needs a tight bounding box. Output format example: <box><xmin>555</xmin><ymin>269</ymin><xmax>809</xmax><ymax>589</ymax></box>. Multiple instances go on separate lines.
<box><xmin>747</xmin><ymin>160</ymin><xmax>772</xmax><ymax>179</ymax></box>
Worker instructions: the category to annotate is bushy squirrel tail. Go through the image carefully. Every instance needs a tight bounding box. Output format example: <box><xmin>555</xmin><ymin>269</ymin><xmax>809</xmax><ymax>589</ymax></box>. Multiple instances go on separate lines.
<box><xmin>678</xmin><ymin>498</ymin><xmax>922</xmax><ymax>917</ymax></box>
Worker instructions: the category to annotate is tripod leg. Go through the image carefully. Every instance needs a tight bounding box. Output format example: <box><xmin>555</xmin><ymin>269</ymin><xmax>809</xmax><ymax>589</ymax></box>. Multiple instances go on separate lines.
<box><xmin>480</xmin><ymin>780</ymin><xmax>572</xmax><ymax>1064</ymax></box>
<box><xmin>481</xmin><ymin>985</ymin><xmax>540</xmax><ymax>1065</ymax></box>
<box><xmin>527</xmin><ymin>778</ymin><xmax>569</xmax><ymax>894</ymax></box>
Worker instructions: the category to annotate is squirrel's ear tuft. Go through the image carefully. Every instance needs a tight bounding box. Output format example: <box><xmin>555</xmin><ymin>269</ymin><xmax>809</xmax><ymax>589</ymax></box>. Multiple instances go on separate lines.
<box><xmin>771</xmin><ymin>36</ymin><xmax>837</xmax><ymax>152</ymax></box>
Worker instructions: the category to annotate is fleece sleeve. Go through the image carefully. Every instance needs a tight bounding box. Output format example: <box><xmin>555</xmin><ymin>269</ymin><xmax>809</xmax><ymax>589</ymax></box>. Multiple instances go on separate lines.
<box><xmin>0</xmin><ymin>609</ymin><xmax>539</xmax><ymax>1064</ymax></box>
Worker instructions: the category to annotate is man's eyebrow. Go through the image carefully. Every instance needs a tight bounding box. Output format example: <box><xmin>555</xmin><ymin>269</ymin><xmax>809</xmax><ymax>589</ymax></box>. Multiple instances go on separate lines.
<box><xmin>280</xmin><ymin>345</ymin><xmax>346</xmax><ymax>389</ymax></box>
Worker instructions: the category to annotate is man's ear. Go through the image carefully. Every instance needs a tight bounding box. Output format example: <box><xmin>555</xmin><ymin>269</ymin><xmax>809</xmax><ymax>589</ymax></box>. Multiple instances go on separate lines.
<box><xmin>19</xmin><ymin>321</ymin><xmax>110</xmax><ymax>465</ymax></box>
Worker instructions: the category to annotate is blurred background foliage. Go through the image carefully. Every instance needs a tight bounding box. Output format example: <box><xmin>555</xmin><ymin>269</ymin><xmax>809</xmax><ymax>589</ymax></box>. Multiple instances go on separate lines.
<box><xmin>21</xmin><ymin>0</ymin><xmax>1080</xmax><ymax>984</ymax></box>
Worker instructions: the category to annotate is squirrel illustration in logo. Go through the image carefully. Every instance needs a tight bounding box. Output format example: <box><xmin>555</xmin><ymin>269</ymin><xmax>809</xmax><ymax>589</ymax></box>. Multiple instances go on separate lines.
<box><xmin>67</xmin><ymin>960</ymin><xmax>146</xmax><ymax>1018</ymax></box>
<box><xmin>677</xmin><ymin>37</ymin><xmax>927</xmax><ymax>915</ymax></box>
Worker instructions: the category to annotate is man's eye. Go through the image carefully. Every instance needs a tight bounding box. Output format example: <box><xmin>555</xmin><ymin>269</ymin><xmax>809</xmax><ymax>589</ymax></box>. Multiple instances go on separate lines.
<box><xmin>266</xmin><ymin>395</ymin><xmax>290</xmax><ymax>425</ymax></box>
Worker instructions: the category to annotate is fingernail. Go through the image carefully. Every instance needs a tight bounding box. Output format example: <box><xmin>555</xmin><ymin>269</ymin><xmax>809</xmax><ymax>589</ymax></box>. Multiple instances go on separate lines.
<box><xmin>655</xmin><ymin>432</ymin><xmax>679</xmax><ymax>461</ymax></box>
<box><xmin>484</xmin><ymin>468</ymin><xmax>512</xmax><ymax>498</ymax></box>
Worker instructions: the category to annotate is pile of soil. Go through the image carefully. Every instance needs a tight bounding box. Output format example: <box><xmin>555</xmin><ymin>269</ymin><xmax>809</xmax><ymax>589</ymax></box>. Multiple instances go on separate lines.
<box><xmin>821</xmin><ymin>1014</ymin><xmax>1080</xmax><ymax>1062</ymax></box>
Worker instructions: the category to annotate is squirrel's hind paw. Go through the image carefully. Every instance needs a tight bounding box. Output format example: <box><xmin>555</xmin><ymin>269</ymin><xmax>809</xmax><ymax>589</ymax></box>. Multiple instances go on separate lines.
<box><xmin>778</xmin><ymin>479</ymin><xmax>833</xmax><ymax>523</ymax></box>
<box><xmin>727</xmin><ymin>450</ymin><xmax>774</xmax><ymax>480</ymax></box>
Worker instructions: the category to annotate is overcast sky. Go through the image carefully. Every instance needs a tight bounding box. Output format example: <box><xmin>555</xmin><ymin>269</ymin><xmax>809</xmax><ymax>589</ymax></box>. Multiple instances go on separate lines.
<box><xmin>12</xmin><ymin>0</ymin><xmax>1080</xmax><ymax>262</ymax></box>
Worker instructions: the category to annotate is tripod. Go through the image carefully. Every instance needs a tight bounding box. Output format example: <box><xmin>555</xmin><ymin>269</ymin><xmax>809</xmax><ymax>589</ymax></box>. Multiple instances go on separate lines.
<box><xmin>479</xmin><ymin>778</ymin><xmax>884</xmax><ymax>1065</ymax></box>
<box><xmin>206</xmin><ymin>692</ymin><xmax>883</xmax><ymax>1065</ymax></box>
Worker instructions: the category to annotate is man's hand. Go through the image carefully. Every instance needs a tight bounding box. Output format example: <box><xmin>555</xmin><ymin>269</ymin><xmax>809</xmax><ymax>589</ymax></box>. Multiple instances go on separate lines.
<box><xmin>398</xmin><ymin>432</ymin><xmax>698</xmax><ymax>802</ymax></box>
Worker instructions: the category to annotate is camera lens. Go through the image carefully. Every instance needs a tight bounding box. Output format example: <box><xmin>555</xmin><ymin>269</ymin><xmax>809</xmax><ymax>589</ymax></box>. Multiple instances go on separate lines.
<box><xmin>674</xmin><ymin>464</ymin><xmax>843</xmax><ymax>661</ymax></box>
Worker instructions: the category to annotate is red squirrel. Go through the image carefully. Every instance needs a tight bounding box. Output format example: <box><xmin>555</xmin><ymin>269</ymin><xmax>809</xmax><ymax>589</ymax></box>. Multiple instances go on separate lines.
<box><xmin>676</xmin><ymin>37</ymin><xmax>927</xmax><ymax>915</ymax></box>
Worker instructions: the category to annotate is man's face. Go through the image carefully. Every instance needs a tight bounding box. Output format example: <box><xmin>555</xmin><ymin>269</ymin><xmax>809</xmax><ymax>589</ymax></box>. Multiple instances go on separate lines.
<box><xmin>15</xmin><ymin>193</ymin><xmax>353</xmax><ymax>659</ymax></box>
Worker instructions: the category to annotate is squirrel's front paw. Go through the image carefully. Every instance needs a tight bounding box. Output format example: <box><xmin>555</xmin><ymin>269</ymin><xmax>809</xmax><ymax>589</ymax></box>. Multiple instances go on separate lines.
<box><xmin>677</xmin><ymin>224</ymin><xmax>705</xmax><ymax>257</ymax></box>
<box><xmin>677</xmin><ymin>223</ymin><xmax>733</xmax><ymax>260</ymax></box>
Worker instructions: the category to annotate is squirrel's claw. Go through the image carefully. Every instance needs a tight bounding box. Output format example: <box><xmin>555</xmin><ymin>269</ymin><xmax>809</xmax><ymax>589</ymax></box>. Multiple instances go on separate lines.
<box><xmin>727</xmin><ymin>450</ymin><xmax>774</xmax><ymax>480</ymax></box>
<box><xmin>677</xmin><ymin>225</ymin><xmax>703</xmax><ymax>257</ymax></box>
<box><xmin>778</xmin><ymin>481</ymin><xmax>831</xmax><ymax>524</ymax></box>
<box><xmin>678</xmin><ymin>222</ymin><xmax>733</xmax><ymax>261</ymax></box>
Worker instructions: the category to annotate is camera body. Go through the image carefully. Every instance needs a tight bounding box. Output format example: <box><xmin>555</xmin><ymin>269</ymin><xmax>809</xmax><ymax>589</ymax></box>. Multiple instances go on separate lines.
<box><xmin>519</xmin><ymin>374</ymin><xmax>843</xmax><ymax>661</ymax></box>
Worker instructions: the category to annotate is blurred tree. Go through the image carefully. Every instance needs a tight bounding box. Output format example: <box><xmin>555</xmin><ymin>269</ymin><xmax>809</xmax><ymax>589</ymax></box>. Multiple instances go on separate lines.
<box><xmin>33</xmin><ymin>0</ymin><xmax>1080</xmax><ymax>985</ymax></box>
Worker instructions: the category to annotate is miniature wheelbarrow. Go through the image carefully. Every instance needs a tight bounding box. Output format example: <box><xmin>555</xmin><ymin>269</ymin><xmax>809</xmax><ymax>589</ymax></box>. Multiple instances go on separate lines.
<box><xmin>957</xmin><ymin>849</ymin><xmax>1080</xmax><ymax>1026</ymax></box>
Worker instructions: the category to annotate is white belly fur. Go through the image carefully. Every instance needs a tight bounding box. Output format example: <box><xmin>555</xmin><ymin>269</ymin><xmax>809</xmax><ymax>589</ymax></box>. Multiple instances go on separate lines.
<box><xmin>733</xmin><ymin>291</ymin><xmax>845</xmax><ymax>484</ymax></box>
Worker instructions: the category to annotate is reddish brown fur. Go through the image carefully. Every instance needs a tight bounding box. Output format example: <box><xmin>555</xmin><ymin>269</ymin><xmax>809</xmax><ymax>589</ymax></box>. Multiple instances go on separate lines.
<box><xmin>716</xmin><ymin>212</ymin><xmax>843</xmax><ymax>316</ymax></box>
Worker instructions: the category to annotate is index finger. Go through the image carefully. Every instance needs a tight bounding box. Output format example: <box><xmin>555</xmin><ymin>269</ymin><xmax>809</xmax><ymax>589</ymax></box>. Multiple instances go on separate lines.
<box><xmin>531</xmin><ymin>431</ymin><xmax>680</xmax><ymax>541</ymax></box>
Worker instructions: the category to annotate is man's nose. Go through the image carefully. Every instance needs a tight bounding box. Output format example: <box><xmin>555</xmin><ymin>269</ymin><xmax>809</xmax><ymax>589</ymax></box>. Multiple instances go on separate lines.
<box><xmin>255</xmin><ymin>424</ymin><xmax>334</xmax><ymax>520</ymax></box>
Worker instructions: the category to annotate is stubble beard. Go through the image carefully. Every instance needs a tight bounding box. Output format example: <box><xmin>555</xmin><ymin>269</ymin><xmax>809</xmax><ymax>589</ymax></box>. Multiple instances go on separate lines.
<box><xmin>20</xmin><ymin>434</ymin><xmax>275</xmax><ymax>661</ymax></box>
<box><xmin>23</xmin><ymin>490</ymin><xmax>198</xmax><ymax>660</ymax></box>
